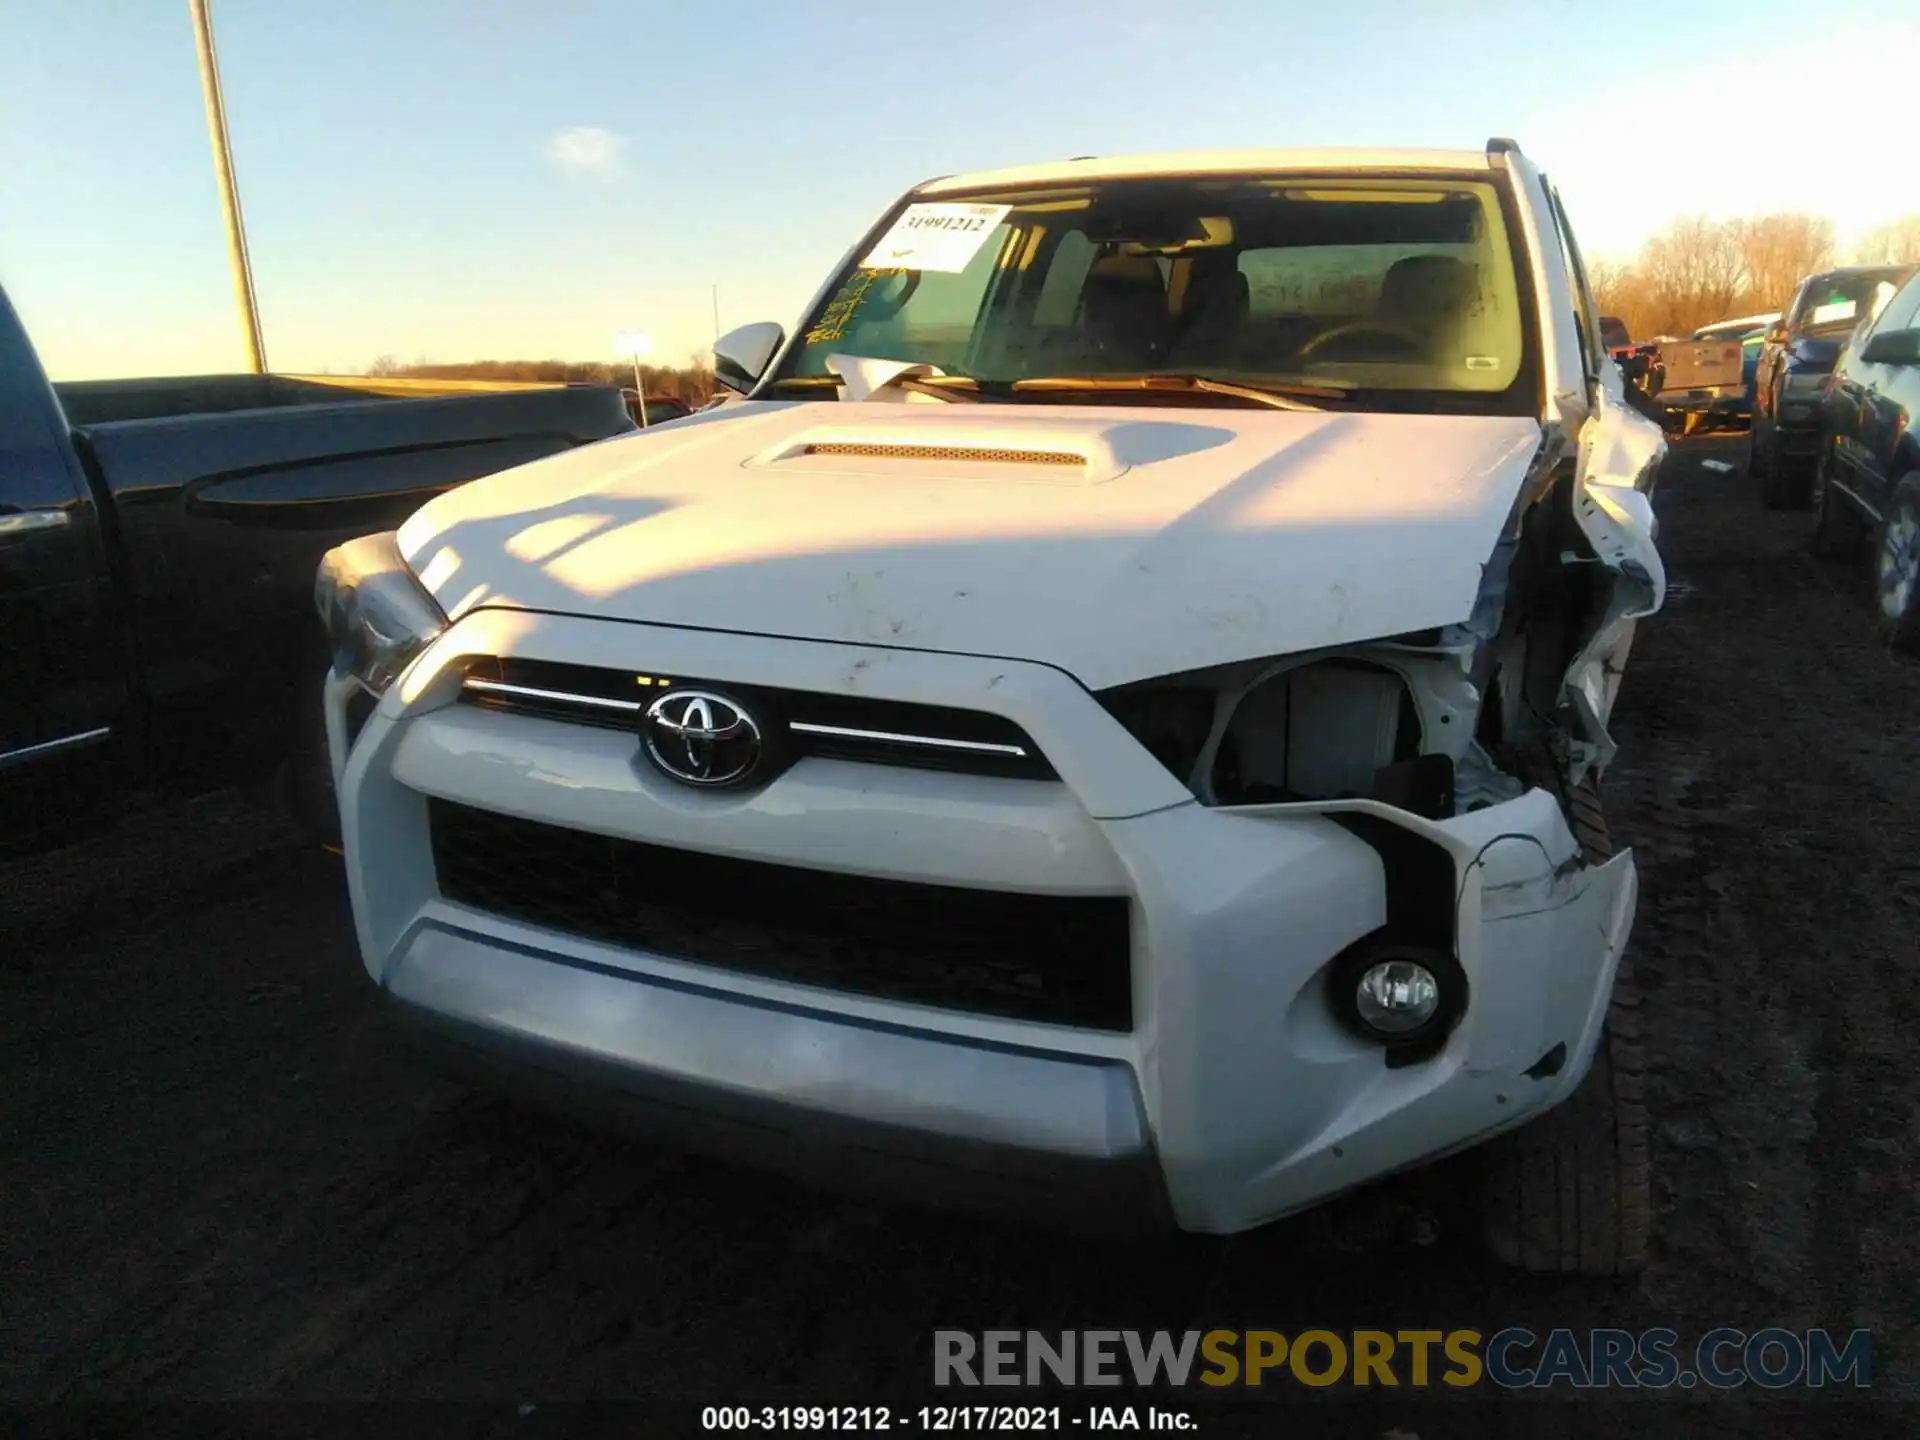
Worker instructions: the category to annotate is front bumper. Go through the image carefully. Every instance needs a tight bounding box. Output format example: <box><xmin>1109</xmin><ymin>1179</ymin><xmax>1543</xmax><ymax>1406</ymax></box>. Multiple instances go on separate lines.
<box><xmin>332</xmin><ymin>609</ymin><xmax>1639</xmax><ymax>1235</ymax></box>
<box><xmin>386</xmin><ymin>942</ymin><xmax>1174</xmax><ymax>1231</ymax></box>
<box><xmin>1657</xmin><ymin>386</ymin><xmax>1748</xmax><ymax>417</ymax></box>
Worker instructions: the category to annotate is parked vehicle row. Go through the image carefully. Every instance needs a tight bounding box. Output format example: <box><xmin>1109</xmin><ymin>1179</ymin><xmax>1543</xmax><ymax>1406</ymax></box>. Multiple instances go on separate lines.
<box><xmin>0</xmin><ymin>284</ymin><xmax>636</xmax><ymax>854</ymax></box>
<box><xmin>1752</xmin><ymin>264</ymin><xmax>1914</xmax><ymax>508</ymax></box>
<box><xmin>1649</xmin><ymin>313</ymin><xmax>1772</xmax><ymax>436</ymax></box>
<box><xmin>620</xmin><ymin>389</ymin><xmax>696</xmax><ymax>426</ymax></box>
<box><xmin>1685</xmin><ymin>312</ymin><xmax>1776</xmax><ymax>430</ymax></box>
<box><xmin>318</xmin><ymin>140</ymin><xmax>1668</xmax><ymax>1274</ymax></box>
<box><xmin>1607</xmin><ymin>332</ymin><xmax>1660</xmax><ymax>396</ymax></box>
<box><xmin>1803</xmin><ymin>266</ymin><xmax>1920</xmax><ymax>648</ymax></box>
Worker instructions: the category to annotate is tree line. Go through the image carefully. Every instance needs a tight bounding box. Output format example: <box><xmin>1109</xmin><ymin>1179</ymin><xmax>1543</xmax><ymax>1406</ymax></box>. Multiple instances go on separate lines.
<box><xmin>1593</xmin><ymin>213</ymin><xmax>1920</xmax><ymax>342</ymax></box>
<box><xmin>367</xmin><ymin>354</ymin><xmax>719</xmax><ymax>403</ymax></box>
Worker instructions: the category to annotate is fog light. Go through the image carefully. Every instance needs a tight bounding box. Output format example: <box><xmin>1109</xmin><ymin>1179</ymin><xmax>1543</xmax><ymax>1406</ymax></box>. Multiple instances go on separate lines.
<box><xmin>1355</xmin><ymin>960</ymin><xmax>1441</xmax><ymax>1034</ymax></box>
<box><xmin>1327</xmin><ymin>938</ymin><xmax>1467</xmax><ymax>1058</ymax></box>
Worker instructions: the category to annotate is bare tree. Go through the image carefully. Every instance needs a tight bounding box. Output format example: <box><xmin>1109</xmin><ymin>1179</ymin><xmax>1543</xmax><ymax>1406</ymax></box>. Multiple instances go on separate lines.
<box><xmin>1738</xmin><ymin>213</ymin><xmax>1835</xmax><ymax>313</ymax></box>
<box><xmin>1589</xmin><ymin>257</ymin><xmax>1653</xmax><ymax>339</ymax></box>
<box><xmin>1592</xmin><ymin>210</ymin><xmax>1850</xmax><ymax>341</ymax></box>
<box><xmin>687</xmin><ymin>350</ymin><xmax>715</xmax><ymax>403</ymax></box>
<box><xmin>1589</xmin><ymin>257</ymin><xmax>1630</xmax><ymax>313</ymax></box>
<box><xmin>1853</xmin><ymin>215</ymin><xmax>1920</xmax><ymax>266</ymax></box>
<box><xmin>1636</xmin><ymin>216</ymin><xmax>1746</xmax><ymax>336</ymax></box>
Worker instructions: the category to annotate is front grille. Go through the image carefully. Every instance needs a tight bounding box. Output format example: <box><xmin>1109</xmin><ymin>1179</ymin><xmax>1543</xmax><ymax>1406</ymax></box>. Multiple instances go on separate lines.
<box><xmin>428</xmin><ymin>800</ymin><xmax>1133</xmax><ymax>1031</ymax></box>
<box><xmin>458</xmin><ymin>657</ymin><xmax>1056</xmax><ymax>781</ymax></box>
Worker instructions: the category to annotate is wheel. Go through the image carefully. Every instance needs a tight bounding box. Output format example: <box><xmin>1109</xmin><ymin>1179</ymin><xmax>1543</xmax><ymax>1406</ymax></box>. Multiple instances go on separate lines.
<box><xmin>289</xmin><ymin>633</ymin><xmax>344</xmax><ymax>849</ymax></box>
<box><xmin>1809</xmin><ymin>448</ymin><xmax>1866</xmax><ymax>561</ymax></box>
<box><xmin>1748</xmin><ymin>420</ymin><xmax>1771</xmax><ymax>482</ymax></box>
<box><xmin>1478</xmin><ymin>754</ymin><xmax>1650</xmax><ymax>1276</ymax></box>
<box><xmin>1875</xmin><ymin>479</ymin><xmax>1920</xmax><ymax>654</ymax></box>
<box><xmin>1762</xmin><ymin>448</ymin><xmax>1813</xmax><ymax>510</ymax></box>
<box><xmin>1479</xmin><ymin>976</ymin><xmax>1649</xmax><ymax>1276</ymax></box>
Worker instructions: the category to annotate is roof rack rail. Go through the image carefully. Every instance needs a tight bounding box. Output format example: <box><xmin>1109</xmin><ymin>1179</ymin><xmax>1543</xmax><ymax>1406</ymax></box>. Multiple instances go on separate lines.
<box><xmin>1486</xmin><ymin>137</ymin><xmax>1521</xmax><ymax>155</ymax></box>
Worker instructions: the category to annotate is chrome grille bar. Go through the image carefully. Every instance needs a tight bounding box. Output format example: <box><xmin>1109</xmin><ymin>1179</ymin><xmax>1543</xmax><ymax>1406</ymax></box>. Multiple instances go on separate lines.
<box><xmin>455</xmin><ymin>662</ymin><xmax>1056</xmax><ymax>781</ymax></box>
<box><xmin>462</xmin><ymin>678</ymin><xmax>643</xmax><ymax>713</ymax></box>
<box><xmin>787</xmin><ymin>721</ymin><xmax>1027</xmax><ymax>758</ymax></box>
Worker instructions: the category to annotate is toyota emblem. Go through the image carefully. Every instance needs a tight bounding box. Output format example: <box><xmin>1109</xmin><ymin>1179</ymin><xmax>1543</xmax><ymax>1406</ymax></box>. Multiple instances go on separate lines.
<box><xmin>642</xmin><ymin>689</ymin><xmax>764</xmax><ymax>788</ymax></box>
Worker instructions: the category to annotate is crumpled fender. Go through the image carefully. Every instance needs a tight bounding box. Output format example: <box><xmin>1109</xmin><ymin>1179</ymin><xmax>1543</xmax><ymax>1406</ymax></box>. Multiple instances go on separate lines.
<box><xmin>1561</xmin><ymin>380</ymin><xmax>1668</xmax><ymax>779</ymax></box>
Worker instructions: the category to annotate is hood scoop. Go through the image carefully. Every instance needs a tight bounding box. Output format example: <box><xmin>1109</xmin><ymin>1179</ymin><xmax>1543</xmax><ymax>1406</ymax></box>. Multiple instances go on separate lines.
<box><xmin>799</xmin><ymin>441</ymin><xmax>1085</xmax><ymax>466</ymax></box>
<box><xmin>745</xmin><ymin>418</ymin><xmax>1131</xmax><ymax>485</ymax></box>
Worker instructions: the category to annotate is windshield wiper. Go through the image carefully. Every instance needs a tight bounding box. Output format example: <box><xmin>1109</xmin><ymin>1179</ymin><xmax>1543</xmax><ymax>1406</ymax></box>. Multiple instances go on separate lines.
<box><xmin>1006</xmin><ymin>373</ymin><xmax>1346</xmax><ymax>411</ymax></box>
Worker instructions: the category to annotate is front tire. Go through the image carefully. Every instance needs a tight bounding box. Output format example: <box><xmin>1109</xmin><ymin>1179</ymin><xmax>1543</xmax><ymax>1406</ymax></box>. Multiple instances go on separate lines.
<box><xmin>289</xmin><ymin>635</ymin><xmax>344</xmax><ymax>850</ymax></box>
<box><xmin>1875</xmin><ymin>479</ymin><xmax>1920</xmax><ymax>654</ymax></box>
<box><xmin>1762</xmin><ymin>448</ymin><xmax>1813</xmax><ymax>510</ymax></box>
<box><xmin>1809</xmin><ymin>448</ymin><xmax>1865</xmax><ymax>561</ymax></box>
<box><xmin>1748</xmin><ymin>419</ymin><xmax>1772</xmax><ymax>485</ymax></box>
<box><xmin>1478</xmin><ymin>760</ymin><xmax>1650</xmax><ymax>1276</ymax></box>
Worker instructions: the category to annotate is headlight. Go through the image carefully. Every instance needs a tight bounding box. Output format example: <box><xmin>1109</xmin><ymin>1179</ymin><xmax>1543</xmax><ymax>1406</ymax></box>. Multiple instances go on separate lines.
<box><xmin>315</xmin><ymin>532</ymin><xmax>448</xmax><ymax>695</ymax></box>
<box><xmin>1782</xmin><ymin>371</ymin><xmax>1827</xmax><ymax>397</ymax></box>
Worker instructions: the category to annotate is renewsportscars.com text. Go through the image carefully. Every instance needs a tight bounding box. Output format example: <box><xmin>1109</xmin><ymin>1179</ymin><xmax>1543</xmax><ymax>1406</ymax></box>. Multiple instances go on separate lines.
<box><xmin>933</xmin><ymin>1328</ymin><xmax>1872</xmax><ymax>1390</ymax></box>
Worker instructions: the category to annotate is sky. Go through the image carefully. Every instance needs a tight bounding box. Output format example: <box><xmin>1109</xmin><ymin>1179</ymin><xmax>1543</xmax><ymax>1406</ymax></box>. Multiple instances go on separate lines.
<box><xmin>4</xmin><ymin>0</ymin><xmax>1915</xmax><ymax>380</ymax></box>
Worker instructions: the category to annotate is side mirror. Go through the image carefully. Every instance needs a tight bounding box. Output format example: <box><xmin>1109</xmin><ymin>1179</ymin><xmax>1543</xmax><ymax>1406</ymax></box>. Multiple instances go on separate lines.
<box><xmin>713</xmin><ymin>322</ymin><xmax>785</xmax><ymax>394</ymax></box>
<box><xmin>1861</xmin><ymin>328</ymin><xmax>1920</xmax><ymax>367</ymax></box>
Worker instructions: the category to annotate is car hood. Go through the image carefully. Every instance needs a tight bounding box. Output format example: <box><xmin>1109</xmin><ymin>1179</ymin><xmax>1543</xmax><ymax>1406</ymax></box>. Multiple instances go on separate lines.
<box><xmin>397</xmin><ymin>400</ymin><xmax>1545</xmax><ymax>691</ymax></box>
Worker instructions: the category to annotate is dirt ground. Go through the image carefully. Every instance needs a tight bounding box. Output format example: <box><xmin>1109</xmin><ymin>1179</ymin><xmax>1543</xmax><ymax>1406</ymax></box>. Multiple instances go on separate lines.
<box><xmin>4</xmin><ymin>436</ymin><xmax>1917</xmax><ymax>1435</ymax></box>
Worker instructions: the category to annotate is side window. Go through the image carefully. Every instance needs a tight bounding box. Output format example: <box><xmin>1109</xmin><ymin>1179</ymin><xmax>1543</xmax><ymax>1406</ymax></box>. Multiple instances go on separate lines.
<box><xmin>1867</xmin><ymin>275</ymin><xmax>1920</xmax><ymax>340</ymax></box>
<box><xmin>1542</xmin><ymin>177</ymin><xmax>1603</xmax><ymax>380</ymax></box>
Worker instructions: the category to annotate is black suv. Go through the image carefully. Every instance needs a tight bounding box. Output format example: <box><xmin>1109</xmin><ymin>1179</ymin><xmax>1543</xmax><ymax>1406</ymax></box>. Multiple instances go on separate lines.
<box><xmin>1809</xmin><ymin>266</ymin><xmax>1920</xmax><ymax>648</ymax></box>
<box><xmin>1751</xmin><ymin>264</ymin><xmax>1914</xmax><ymax>508</ymax></box>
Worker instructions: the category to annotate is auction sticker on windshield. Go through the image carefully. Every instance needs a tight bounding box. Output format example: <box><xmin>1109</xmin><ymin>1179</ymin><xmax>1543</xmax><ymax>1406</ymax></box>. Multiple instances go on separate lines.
<box><xmin>861</xmin><ymin>203</ymin><xmax>1011</xmax><ymax>272</ymax></box>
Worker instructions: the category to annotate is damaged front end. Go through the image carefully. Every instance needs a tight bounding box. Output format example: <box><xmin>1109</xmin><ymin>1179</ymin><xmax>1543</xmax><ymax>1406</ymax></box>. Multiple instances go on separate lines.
<box><xmin>1096</xmin><ymin>411</ymin><xmax>1665</xmax><ymax>827</ymax></box>
<box><xmin>1095</xmin><ymin>414</ymin><xmax>1663</xmax><ymax>1088</ymax></box>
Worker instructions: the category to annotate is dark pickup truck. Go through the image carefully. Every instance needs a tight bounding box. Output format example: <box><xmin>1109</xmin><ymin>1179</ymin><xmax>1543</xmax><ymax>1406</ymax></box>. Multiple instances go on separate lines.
<box><xmin>0</xmin><ymin>284</ymin><xmax>635</xmax><ymax>853</ymax></box>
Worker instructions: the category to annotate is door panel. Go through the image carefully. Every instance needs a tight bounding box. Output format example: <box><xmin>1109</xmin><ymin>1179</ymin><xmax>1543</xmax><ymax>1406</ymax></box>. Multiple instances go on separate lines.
<box><xmin>1850</xmin><ymin>279</ymin><xmax>1920</xmax><ymax>510</ymax></box>
<box><xmin>0</xmin><ymin>318</ymin><xmax>125</xmax><ymax>790</ymax></box>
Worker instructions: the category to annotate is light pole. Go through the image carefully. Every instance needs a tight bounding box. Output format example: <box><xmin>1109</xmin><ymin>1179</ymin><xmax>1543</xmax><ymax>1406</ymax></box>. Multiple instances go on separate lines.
<box><xmin>188</xmin><ymin>0</ymin><xmax>267</xmax><ymax>373</ymax></box>
<box><xmin>614</xmin><ymin>330</ymin><xmax>654</xmax><ymax>427</ymax></box>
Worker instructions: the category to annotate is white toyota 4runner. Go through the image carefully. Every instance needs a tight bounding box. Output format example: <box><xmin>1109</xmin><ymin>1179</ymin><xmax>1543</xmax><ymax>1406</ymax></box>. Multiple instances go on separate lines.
<box><xmin>318</xmin><ymin>141</ymin><xmax>1667</xmax><ymax>1274</ymax></box>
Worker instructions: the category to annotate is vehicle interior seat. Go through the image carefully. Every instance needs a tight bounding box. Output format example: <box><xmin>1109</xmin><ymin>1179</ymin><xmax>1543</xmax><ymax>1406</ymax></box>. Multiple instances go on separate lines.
<box><xmin>1076</xmin><ymin>253</ymin><xmax>1171</xmax><ymax>370</ymax></box>
<box><xmin>1297</xmin><ymin>254</ymin><xmax>1480</xmax><ymax>365</ymax></box>
<box><xmin>1377</xmin><ymin>254</ymin><xmax>1480</xmax><ymax>343</ymax></box>
<box><xmin>1165</xmin><ymin>263</ymin><xmax>1250</xmax><ymax>369</ymax></box>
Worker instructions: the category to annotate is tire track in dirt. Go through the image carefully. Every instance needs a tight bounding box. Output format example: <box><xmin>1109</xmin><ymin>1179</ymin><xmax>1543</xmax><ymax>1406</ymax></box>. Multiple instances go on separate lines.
<box><xmin>1609</xmin><ymin>442</ymin><xmax>1920</xmax><ymax>1396</ymax></box>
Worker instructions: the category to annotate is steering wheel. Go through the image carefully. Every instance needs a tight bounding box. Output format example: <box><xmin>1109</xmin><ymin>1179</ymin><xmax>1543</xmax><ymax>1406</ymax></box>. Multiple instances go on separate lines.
<box><xmin>1297</xmin><ymin>320</ymin><xmax>1427</xmax><ymax>360</ymax></box>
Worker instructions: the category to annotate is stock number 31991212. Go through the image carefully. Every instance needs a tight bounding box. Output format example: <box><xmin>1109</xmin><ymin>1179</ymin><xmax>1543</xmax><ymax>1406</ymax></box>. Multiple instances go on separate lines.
<box><xmin>701</xmin><ymin>1406</ymin><xmax>1069</xmax><ymax>1431</ymax></box>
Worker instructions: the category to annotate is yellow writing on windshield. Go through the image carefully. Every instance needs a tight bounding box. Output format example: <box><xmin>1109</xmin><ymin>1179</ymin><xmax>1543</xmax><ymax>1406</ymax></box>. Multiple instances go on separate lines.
<box><xmin>804</xmin><ymin>269</ymin><xmax>901</xmax><ymax>346</ymax></box>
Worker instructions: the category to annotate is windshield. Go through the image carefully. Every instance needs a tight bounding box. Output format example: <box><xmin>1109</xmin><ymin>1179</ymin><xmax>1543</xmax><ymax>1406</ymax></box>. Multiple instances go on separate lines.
<box><xmin>1790</xmin><ymin>270</ymin><xmax>1910</xmax><ymax>335</ymax></box>
<box><xmin>771</xmin><ymin>174</ymin><xmax>1534</xmax><ymax>412</ymax></box>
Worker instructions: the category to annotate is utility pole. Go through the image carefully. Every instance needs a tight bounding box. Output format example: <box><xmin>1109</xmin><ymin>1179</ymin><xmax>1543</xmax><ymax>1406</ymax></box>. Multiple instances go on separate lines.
<box><xmin>711</xmin><ymin>284</ymin><xmax>721</xmax><ymax>346</ymax></box>
<box><xmin>188</xmin><ymin>0</ymin><xmax>267</xmax><ymax>373</ymax></box>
